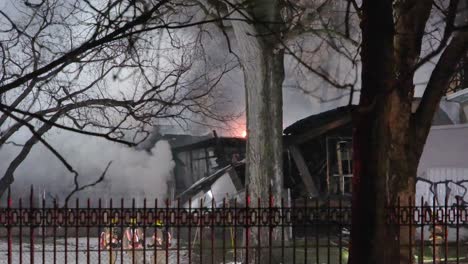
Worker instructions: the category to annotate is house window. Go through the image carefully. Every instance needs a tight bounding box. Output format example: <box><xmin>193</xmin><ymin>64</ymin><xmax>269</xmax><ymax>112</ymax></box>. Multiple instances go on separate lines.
<box><xmin>327</xmin><ymin>137</ymin><xmax>353</xmax><ymax>195</ymax></box>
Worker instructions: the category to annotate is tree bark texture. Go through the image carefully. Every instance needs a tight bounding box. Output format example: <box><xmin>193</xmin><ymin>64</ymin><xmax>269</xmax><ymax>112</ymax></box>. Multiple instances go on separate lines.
<box><xmin>230</xmin><ymin>1</ymin><xmax>284</xmax><ymax>263</ymax></box>
<box><xmin>230</xmin><ymin>0</ymin><xmax>284</xmax><ymax>210</ymax></box>
<box><xmin>350</xmin><ymin>1</ymin><xmax>468</xmax><ymax>264</ymax></box>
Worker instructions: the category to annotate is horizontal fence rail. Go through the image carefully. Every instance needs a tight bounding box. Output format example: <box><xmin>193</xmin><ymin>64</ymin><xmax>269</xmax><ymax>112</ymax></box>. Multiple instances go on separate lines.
<box><xmin>0</xmin><ymin>207</ymin><xmax>351</xmax><ymax>227</ymax></box>
<box><xmin>385</xmin><ymin>196</ymin><xmax>468</xmax><ymax>264</ymax></box>
<box><xmin>2</xmin><ymin>187</ymin><xmax>468</xmax><ymax>263</ymax></box>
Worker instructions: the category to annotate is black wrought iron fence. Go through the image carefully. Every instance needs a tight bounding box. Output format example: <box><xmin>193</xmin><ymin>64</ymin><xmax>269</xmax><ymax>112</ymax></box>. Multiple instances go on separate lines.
<box><xmin>385</xmin><ymin>196</ymin><xmax>468</xmax><ymax>264</ymax></box>
<box><xmin>2</xmin><ymin>187</ymin><xmax>468</xmax><ymax>264</ymax></box>
<box><xmin>0</xmin><ymin>187</ymin><xmax>353</xmax><ymax>264</ymax></box>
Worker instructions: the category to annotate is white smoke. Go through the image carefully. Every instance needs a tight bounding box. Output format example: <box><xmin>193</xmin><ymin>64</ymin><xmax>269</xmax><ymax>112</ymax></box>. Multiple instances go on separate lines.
<box><xmin>0</xmin><ymin>128</ymin><xmax>175</xmax><ymax>204</ymax></box>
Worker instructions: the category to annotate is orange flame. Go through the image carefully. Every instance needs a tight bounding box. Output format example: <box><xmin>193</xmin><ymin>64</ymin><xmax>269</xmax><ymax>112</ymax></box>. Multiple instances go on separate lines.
<box><xmin>241</xmin><ymin>130</ymin><xmax>247</xmax><ymax>138</ymax></box>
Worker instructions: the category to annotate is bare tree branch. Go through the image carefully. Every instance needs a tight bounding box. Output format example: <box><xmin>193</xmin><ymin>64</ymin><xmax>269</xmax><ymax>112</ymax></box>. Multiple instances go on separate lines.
<box><xmin>63</xmin><ymin>161</ymin><xmax>112</xmax><ymax>207</ymax></box>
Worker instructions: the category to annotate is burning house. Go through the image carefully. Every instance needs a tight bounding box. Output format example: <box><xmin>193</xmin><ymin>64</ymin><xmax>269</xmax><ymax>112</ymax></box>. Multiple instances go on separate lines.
<box><xmin>170</xmin><ymin>90</ymin><xmax>468</xmax><ymax>214</ymax></box>
<box><xmin>169</xmin><ymin>135</ymin><xmax>246</xmax><ymax>205</ymax></box>
<box><xmin>169</xmin><ymin>107</ymin><xmax>356</xmax><ymax>205</ymax></box>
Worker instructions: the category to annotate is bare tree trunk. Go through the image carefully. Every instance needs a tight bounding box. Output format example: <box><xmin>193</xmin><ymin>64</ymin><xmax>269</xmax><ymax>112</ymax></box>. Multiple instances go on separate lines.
<box><xmin>350</xmin><ymin>0</ymin><xmax>410</xmax><ymax>263</ymax></box>
<box><xmin>230</xmin><ymin>1</ymin><xmax>284</xmax><ymax>263</ymax></box>
<box><xmin>0</xmin><ymin>121</ymin><xmax>56</xmax><ymax>197</ymax></box>
<box><xmin>351</xmin><ymin>1</ymin><xmax>468</xmax><ymax>263</ymax></box>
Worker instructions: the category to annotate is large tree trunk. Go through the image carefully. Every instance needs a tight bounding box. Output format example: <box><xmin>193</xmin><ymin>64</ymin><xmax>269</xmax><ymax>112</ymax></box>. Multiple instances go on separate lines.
<box><xmin>350</xmin><ymin>1</ymin><xmax>468</xmax><ymax>264</ymax></box>
<box><xmin>350</xmin><ymin>0</ymin><xmax>415</xmax><ymax>263</ymax></box>
<box><xmin>230</xmin><ymin>1</ymin><xmax>284</xmax><ymax>263</ymax></box>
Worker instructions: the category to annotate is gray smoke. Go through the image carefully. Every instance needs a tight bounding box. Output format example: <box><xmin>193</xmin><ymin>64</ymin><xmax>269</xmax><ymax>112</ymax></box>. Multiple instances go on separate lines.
<box><xmin>0</xmin><ymin>128</ymin><xmax>175</xmax><ymax>204</ymax></box>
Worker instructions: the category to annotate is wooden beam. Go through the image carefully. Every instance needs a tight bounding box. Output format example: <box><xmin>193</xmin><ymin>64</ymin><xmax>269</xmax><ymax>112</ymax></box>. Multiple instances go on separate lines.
<box><xmin>289</xmin><ymin>145</ymin><xmax>319</xmax><ymax>196</ymax></box>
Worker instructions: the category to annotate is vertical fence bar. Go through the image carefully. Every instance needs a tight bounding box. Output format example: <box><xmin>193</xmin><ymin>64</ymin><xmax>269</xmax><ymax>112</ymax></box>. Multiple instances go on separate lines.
<box><xmin>223</xmin><ymin>198</ymin><xmax>226</xmax><ymax>264</ymax></box>
<box><xmin>187</xmin><ymin>198</ymin><xmax>190</xmax><ymax>264</ymax></box>
<box><xmin>269</xmin><ymin>193</ymin><xmax>273</xmax><ymax>264</ymax></box>
<box><xmin>292</xmin><ymin>197</ymin><xmax>296</xmax><ymax>264</ymax></box>
<box><xmin>419</xmin><ymin>196</ymin><xmax>424</xmax><ymax>264</ymax></box>
<box><xmin>154</xmin><ymin>198</ymin><xmax>158</xmax><ymax>264</ymax></box>
<box><xmin>132</xmin><ymin>198</ymin><xmax>135</xmax><ymax>264</ymax></box>
<box><xmin>281</xmin><ymin>196</ymin><xmax>285</xmax><ymax>264</ymax></box>
<box><xmin>76</xmin><ymin>198</ymin><xmax>79</xmax><ymax>264</ymax></box>
<box><xmin>245</xmin><ymin>189</ymin><xmax>250</xmax><ymax>264</ymax></box>
<box><xmin>211</xmin><ymin>198</ymin><xmax>215</xmax><ymax>264</ymax></box>
<box><xmin>87</xmin><ymin>198</ymin><xmax>90</xmax><ymax>264</ymax></box>
<box><xmin>397</xmin><ymin>197</ymin><xmax>401</xmax><ymax>264</ymax></box>
<box><xmin>143</xmin><ymin>198</ymin><xmax>147</xmax><ymax>264</ymax></box>
<box><xmin>316</xmin><ymin>199</ymin><xmax>319</xmax><ymax>264</ymax></box>
<box><xmin>409</xmin><ymin>196</ymin><xmax>413</xmax><ymax>264</ymax></box>
<box><xmin>19</xmin><ymin>198</ymin><xmax>22</xmax><ymax>264</ymax></box>
<box><xmin>327</xmin><ymin>198</ymin><xmax>331</xmax><ymax>264</ymax></box>
<box><xmin>338</xmin><ymin>197</ymin><xmax>342</xmax><ymax>264</ymax></box>
<box><xmin>42</xmin><ymin>193</ymin><xmax>45</xmax><ymax>264</ymax></box>
<box><xmin>257</xmin><ymin>196</ymin><xmax>261</xmax><ymax>264</ymax></box>
<box><xmin>165</xmin><ymin>198</ymin><xmax>170</xmax><ymax>264</ymax></box>
<box><xmin>65</xmin><ymin>200</ymin><xmax>68</xmax><ymax>264</ymax></box>
<box><xmin>199</xmin><ymin>197</ymin><xmax>203</xmax><ymax>264</ymax></box>
<box><xmin>304</xmin><ymin>196</ymin><xmax>308</xmax><ymax>264</ymax></box>
<box><xmin>135</xmin><ymin>199</ymin><xmax>139</xmax><ymax>264</ymax></box>
<box><xmin>30</xmin><ymin>186</ymin><xmax>34</xmax><ymax>264</ymax></box>
<box><xmin>120</xmin><ymin>198</ymin><xmax>124</xmax><ymax>264</ymax></box>
<box><xmin>234</xmin><ymin>197</ymin><xmax>237</xmax><ymax>264</ymax></box>
<box><xmin>53</xmin><ymin>199</ymin><xmax>56</xmax><ymax>264</ymax></box>
<box><xmin>109</xmin><ymin>198</ymin><xmax>114</xmax><ymax>264</ymax></box>
<box><xmin>456</xmin><ymin>197</ymin><xmax>460</xmax><ymax>264</ymax></box>
<box><xmin>177</xmin><ymin>198</ymin><xmax>181</xmax><ymax>264</ymax></box>
<box><xmin>98</xmin><ymin>199</ymin><xmax>101</xmax><ymax>264</ymax></box>
<box><xmin>444</xmin><ymin>195</ymin><xmax>448</xmax><ymax>264</ymax></box>
<box><xmin>432</xmin><ymin>195</ymin><xmax>436</xmax><ymax>264</ymax></box>
<box><xmin>7</xmin><ymin>187</ymin><xmax>12</xmax><ymax>264</ymax></box>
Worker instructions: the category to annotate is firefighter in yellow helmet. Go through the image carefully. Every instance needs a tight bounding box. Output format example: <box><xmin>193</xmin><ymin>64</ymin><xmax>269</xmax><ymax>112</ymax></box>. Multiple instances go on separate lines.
<box><xmin>148</xmin><ymin>220</ymin><xmax>172</xmax><ymax>264</ymax></box>
<box><xmin>123</xmin><ymin>218</ymin><xmax>145</xmax><ymax>263</ymax></box>
<box><xmin>100</xmin><ymin>218</ymin><xmax>121</xmax><ymax>264</ymax></box>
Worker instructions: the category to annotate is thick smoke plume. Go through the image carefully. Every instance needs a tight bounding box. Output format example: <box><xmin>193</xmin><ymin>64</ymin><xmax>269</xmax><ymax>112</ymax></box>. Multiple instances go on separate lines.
<box><xmin>0</xmin><ymin>129</ymin><xmax>175</xmax><ymax>205</ymax></box>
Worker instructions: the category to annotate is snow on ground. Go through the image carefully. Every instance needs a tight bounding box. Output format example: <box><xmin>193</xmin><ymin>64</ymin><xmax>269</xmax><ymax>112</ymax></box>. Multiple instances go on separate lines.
<box><xmin>0</xmin><ymin>238</ymin><xmax>189</xmax><ymax>264</ymax></box>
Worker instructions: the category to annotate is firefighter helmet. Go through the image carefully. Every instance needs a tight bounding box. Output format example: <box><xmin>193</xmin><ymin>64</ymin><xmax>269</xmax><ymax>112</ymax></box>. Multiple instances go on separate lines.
<box><xmin>154</xmin><ymin>220</ymin><xmax>163</xmax><ymax>227</ymax></box>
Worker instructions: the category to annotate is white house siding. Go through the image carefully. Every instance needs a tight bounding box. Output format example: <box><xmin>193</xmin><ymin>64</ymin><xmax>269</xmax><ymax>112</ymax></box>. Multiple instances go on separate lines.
<box><xmin>416</xmin><ymin>125</ymin><xmax>468</xmax><ymax>241</ymax></box>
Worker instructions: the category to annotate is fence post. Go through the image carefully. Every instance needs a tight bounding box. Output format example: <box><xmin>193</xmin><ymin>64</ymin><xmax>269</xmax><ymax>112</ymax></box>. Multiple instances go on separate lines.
<box><xmin>408</xmin><ymin>195</ymin><xmax>413</xmax><ymax>264</ymax></box>
<box><xmin>269</xmin><ymin>190</ymin><xmax>273</xmax><ymax>264</ymax></box>
<box><xmin>143</xmin><ymin>198</ymin><xmax>147</xmax><ymax>264</ymax></box>
<box><xmin>166</xmin><ymin>198</ymin><xmax>170</xmax><ymax>264</ymax></box>
<box><xmin>41</xmin><ymin>191</ymin><xmax>45</xmax><ymax>264</ymax></box>
<box><xmin>87</xmin><ymin>198</ymin><xmax>90</xmax><ymax>264</ymax></box>
<box><xmin>29</xmin><ymin>186</ymin><xmax>34</xmax><ymax>264</ymax></box>
<box><xmin>7</xmin><ymin>187</ymin><xmax>12</xmax><ymax>264</ymax></box>
<box><xmin>431</xmin><ymin>195</ymin><xmax>438</xmax><ymax>264</ymax></box>
<box><xmin>419</xmin><ymin>196</ymin><xmax>424</xmax><ymax>264</ymax></box>
<box><xmin>53</xmin><ymin>199</ymin><xmax>57</xmax><ymax>264</ymax></box>
<box><xmin>245</xmin><ymin>187</ymin><xmax>250</xmax><ymax>264</ymax></box>
<box><xmin>75</xmin><ymin>198</ymin><xmax>79</xmax><ymax>264</ymax></box>
<box><xmin>444</xmin><ymin>194</ymin><xmax>448</xmax><ymax>264</ymax></box>
<box><xmin>456</xmin><ymin>197</ymin><xmax>460</xmax><ymax>263</ymax></box>
<box><xmin>97</xmin><ymin>198</ymin><xmax>101</xmax><ymax>264</ymax></box>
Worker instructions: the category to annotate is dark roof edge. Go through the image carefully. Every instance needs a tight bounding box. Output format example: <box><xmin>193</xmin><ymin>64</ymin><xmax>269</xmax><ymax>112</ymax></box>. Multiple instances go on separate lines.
<box><xmin>284</xmin><ymin>105</ymin><xmax>355</xmax><ymax>135</ymax></box>
<box><xmin>172</xmin><ymin>137</ymin><xmax>245</xmax><ymax>153</ymax></box>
